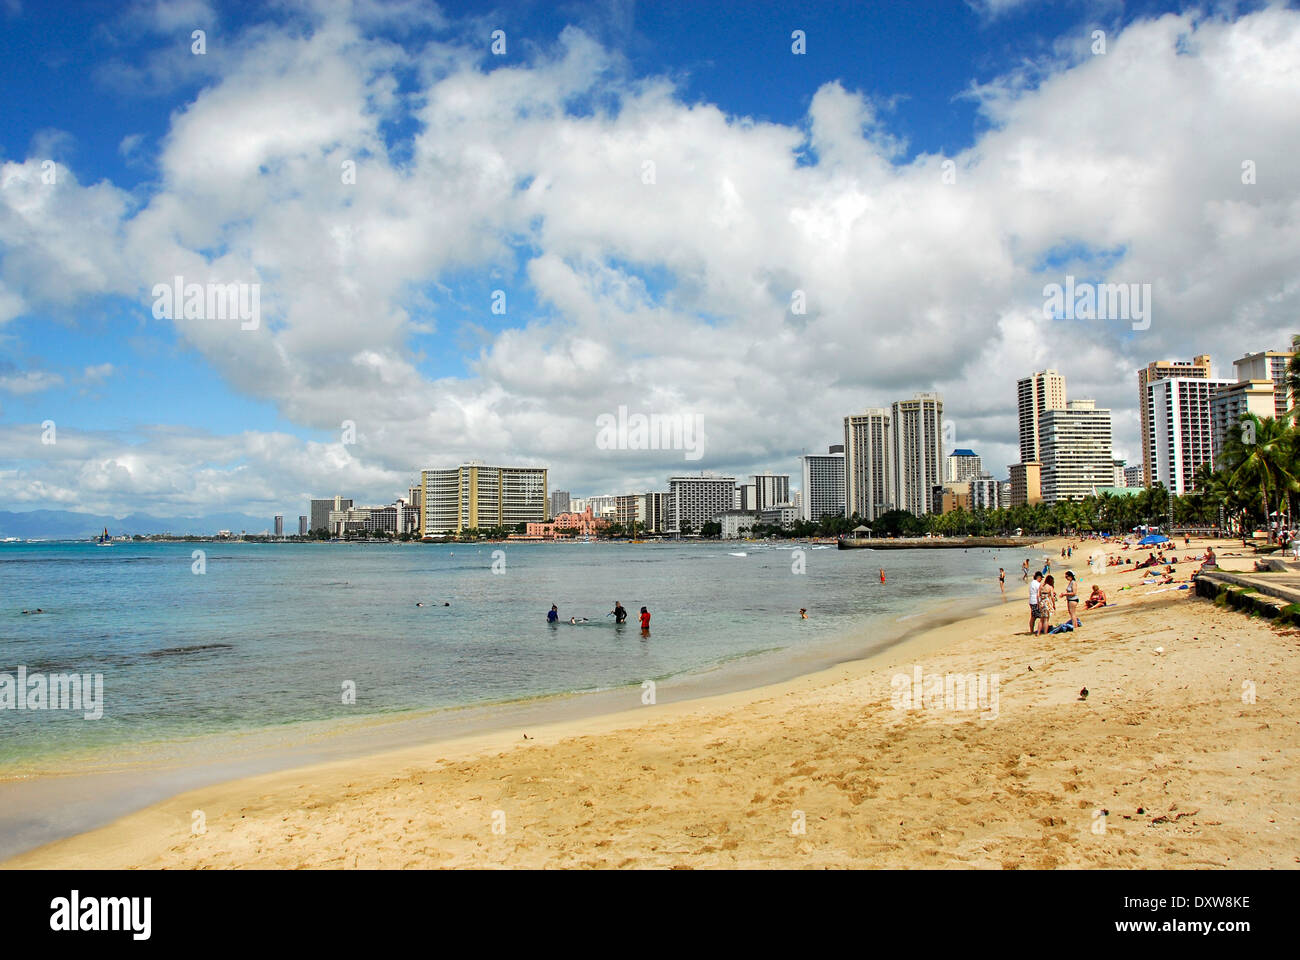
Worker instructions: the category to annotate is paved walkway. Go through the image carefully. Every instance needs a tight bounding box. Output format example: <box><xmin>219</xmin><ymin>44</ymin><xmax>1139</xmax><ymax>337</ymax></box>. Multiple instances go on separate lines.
<box><xmin>1199</xmin><ymin>569</ymin><xmax>1300</xmax><ymax>606</ymax></box>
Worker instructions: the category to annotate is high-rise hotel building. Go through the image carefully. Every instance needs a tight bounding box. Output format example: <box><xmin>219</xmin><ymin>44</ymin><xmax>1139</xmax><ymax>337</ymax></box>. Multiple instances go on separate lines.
<box><xmin>1147</xmin><ymin>377</ymin><xmax>1233</xmax><ymax>495</ymax></box>
<box><xmin>1038</xmin><ymin>400</ymin><xmax>1114</xmax><ymax>502</ymax></box>
<box><xmin>844</xmin><ymin>410</ymin><xmax>893</xmax><ymax>521</ymax></box>
<box><xmin>419</xmin><ymin>463</ymin><xmax>548</xmax><ymax>535</ymax></box>
<box><xmin>1137</xmin><ymin>355</ymin><xmax>1212</xmax><ymax>486</ymax></box>
<box><xmin>1016</xmin><ymin>370</ymin><xmax>1066</xmax><ymax>464</ymax></box>
<box><xmin>667</xmin><ymin>475</ymin><xmax>736</xmax><ymax>534</ymax></box>
<box><xmin>1232</xmin><ymin>349</ymin><xmax>1296</xmax><ymax>421</ymax></box>
<box><xmin>800</xmin><ymin>444</ymin><xmax>846</xmax><ymax>522</ymax></box>
<box><xmin>310</xmin><ymin>496</ymin><xmax>352</xmax><ymax>533</ymax></box>
<box><xmin>752</xmin><ymin>474</ymin><xmax>791</xmax><ymax>510</ymax></box>
<box><xmin>891</xmin><ymin>393</ymin><xmax>944</xmax><ymax>516</ymax></box>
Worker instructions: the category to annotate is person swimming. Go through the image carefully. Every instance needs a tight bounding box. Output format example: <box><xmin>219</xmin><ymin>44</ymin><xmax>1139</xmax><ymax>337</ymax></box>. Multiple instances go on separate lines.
<box><xmin>568</xmin><ymin>616</ymin><xmax>589</xmax><ymax>624</ymax></box>
<box><xmin>799</xmin><ymin>608</ymin><xmax>808</xmax><ymax>619</ymax></box>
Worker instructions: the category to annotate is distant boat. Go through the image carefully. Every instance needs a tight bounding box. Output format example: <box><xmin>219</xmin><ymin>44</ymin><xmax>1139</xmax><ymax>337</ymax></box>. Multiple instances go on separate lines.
<box><xmin>96</xmin><ymin>527</ymin><xmax>113</xmax><ymax>546</ymax></box>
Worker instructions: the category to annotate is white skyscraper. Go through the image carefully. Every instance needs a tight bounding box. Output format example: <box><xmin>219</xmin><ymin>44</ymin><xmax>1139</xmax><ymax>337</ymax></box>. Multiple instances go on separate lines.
<box><xmin>800</xmin><ymin>445</ymin><xmax>846</xmax><ymax>522</ymax></box>
<box><xmin>844</xmin><ymin>410</ymin><xmax>893</xmax><ymax>521</ymax></box>
<box><xmin>945</xmin><ymin>449</ymin><xmax>982</xmax><ymax>483</ymax></box>
<box><xmin>891</xmin><ymin>393</ymin><xmax>944</xmax><ymax>516</ymax></box>
<box><xmin>1147</xmin><ymin>377</ymin><xmax>1234</xmax><ymax>494</ymax></box>
<box><xmin>752</xmin><ymin>474</ymin><xmax>791</xmax><ymax>510</ymax></box>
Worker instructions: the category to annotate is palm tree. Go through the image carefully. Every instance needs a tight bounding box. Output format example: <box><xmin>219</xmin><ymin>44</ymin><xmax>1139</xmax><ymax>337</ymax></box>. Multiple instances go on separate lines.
<box><xmin>1219</xmin><ymin>414</ymin><xmax>1300</xmax><ymax>539</ymax></box>
<box><xmin>1284</xmin><ymin>333</ymin><xmax>1300</xmax><ymax>418</ymax></box>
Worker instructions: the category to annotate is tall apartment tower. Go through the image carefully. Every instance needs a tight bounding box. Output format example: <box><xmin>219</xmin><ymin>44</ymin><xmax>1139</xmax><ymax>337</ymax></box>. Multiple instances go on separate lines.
<box><xmin>800</xmin><ymin>445</ymin><xmax>846</xmax><ymax>522</ymax></box>
<box><xmin>298</xmin><ymin>515</ymin><xmax>308</xmax><ymax>536</ymax></box>
<box><xmin>1138</xmin><ymin>355</ymin><xmax>1212</xmax><ymax>486</ymax></box>
<box><xmin>419</xmin><ymin>463</ymin><xmax>548</xmax><ymax>535</ymax></box>
<box><xmin>274</xmin><ymin>515</ymin><xmax>284</xmax><ymax>537</ymax></box>
<box><xmin>843</xmin><ymin>410</ymin><xmax>893</xmax><ymax>521</ymax></box>
<box><xmin>1232</xmin><ymin>349</ymin><xmax>1296</xmax><ymax>420</ymax></box>
<box><xmin>1038</xmin><ymin>400</ymin><xmax>1114</xmax><ymax>502</ymax></box>
<box><xmin>1016</xmin><ymin>370</ymin><xmax>1067</xmax><ymax>464</ymax></box>
<box><xmin>1147</xmin><ymin>377</ymin><xmax>1233</xmax><ymax>494</ymax></box>
<box><xmin>752</xmin><ymin>474</ymin><xmax>791</xmax><ymax>510</ymax></box>
<box><xmin>891</xmin><ymin>393</ymin><xmax>944</xmax><ymax>516</ymax></box>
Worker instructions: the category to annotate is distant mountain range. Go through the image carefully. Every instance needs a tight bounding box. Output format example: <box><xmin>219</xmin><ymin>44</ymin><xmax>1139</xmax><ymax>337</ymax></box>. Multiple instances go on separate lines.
<box><xmin>0</xmin><ymin>509</ymin><xmax>279</xmax><ymax>539</ymax></box>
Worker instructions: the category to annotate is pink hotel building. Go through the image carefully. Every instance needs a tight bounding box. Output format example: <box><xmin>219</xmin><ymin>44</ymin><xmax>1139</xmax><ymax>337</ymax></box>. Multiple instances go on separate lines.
<box><xmin>521</xmin><ymin>506</ymin><xmax>610</xmax><ymax>540</ymax></box>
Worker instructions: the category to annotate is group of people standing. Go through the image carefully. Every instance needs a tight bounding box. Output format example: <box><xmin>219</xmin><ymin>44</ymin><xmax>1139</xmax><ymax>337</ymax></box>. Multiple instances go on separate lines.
<box><xmin>1027</xmin><ymin>568</ymin><xmax>1084</xmax><ymax>636</ymax></box>
<box><xmin>547</xmin><ymin>601</ymin><xmax>651</xmax><ymax>633</ymax></box>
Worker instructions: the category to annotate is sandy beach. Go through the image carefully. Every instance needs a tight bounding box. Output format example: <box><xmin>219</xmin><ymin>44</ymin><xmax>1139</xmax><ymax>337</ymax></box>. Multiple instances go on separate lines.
<box><xmin>6</xmin><ymin>536</ymin><xmax>1298</xmax><ymax>869</ymax></box>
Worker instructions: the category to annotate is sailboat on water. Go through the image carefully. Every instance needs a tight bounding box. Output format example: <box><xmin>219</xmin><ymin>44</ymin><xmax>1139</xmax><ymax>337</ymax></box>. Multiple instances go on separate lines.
<box><xmin>96</xmin><ymin>527</ymin><xmax>113</xmax><ymax>546</ymax></box>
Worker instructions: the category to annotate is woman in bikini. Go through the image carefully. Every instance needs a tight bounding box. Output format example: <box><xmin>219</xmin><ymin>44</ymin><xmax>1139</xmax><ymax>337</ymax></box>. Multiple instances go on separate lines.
<box><xmin>1063</xmin><ymin>570</ymin><xmax>1080</xmax><ymax>628</ymax></box>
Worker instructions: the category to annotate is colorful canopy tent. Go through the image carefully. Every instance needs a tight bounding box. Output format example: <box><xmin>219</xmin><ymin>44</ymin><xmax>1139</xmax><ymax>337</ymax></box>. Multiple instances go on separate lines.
<box><xmin>1137</xmin><ymin>534</ymin><xmax>1171</xmax><ymax>546</ymax></box>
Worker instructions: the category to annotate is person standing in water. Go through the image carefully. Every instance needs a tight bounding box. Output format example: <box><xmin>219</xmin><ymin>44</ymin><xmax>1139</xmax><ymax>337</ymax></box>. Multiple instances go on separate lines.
<box><xmin>612</xmin><ymin>601</ymin><xmax>627</xmax><ymax>624</ymax></box>
<box><xmin>547</xmin><ymin>604</ymin><xmax>558</xmax><ymax>623</ymax></box>
<box><xmin>799</xmin><ymin>608</ymin><xmax>808</xmax><ymax>619</ymax></box>
<box><xmin>879</xmin><ymin>568</ymin><xmax>886</xmax><ymax>583</ymax></box>
<box><xmin>998</xmin><ymin>568</ymin><xmax>1005</xmax><ymax>594</ymax></box>
<box><xmin>639</xmin><ymin>606</ymin><xmax>650</xmax><ymax>634</ymax></box>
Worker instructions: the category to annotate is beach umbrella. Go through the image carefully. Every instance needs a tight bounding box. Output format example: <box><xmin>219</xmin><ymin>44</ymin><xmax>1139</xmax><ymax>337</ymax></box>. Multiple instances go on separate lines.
<box><xmin>1137</xmin><ymin>534</ymin><xmax>1171</xmax><ymax>546</ymax></box>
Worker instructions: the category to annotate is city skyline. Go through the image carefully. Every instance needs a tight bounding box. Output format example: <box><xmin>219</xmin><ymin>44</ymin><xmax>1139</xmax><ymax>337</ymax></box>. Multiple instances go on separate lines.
<box><xmin>3</xmin><ymin>3</ymin><xmax>1299</xmax><ymax>519</ymax></box>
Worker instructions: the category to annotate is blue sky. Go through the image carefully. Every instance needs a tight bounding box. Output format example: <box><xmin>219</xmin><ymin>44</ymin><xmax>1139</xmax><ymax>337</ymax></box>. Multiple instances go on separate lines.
<box><xmin>1</xmin><ymin>0</ymin><xmax>1181</xmax><ymax>436</ymax></box>
<box><xmin>1</xmin><ymin>0</ymin><xmax>1296</xmax><ymax>516</ymax></box>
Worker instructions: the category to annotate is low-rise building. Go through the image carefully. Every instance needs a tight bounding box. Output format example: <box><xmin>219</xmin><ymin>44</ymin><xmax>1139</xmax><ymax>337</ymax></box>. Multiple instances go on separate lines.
<box><xmin>717</xmin><ymin>510</ymin><xmax>760</xmax><ymax>539</ymax></box>
<box><xmin>758</xmin><ymin>504</ymin><xmax>799</xmax><ymax>529</ymax></box>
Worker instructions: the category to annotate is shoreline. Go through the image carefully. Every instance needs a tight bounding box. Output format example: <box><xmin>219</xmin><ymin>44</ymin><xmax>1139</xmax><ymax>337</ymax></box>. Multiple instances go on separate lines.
<box><xmin>11</xmin><ymin>535</ymin><xmax>1296</xmax><ymax>869</ymax></box>
<box><xmin>0</xmin><ymin>581</ymin><xmax>996</xmax><ymax>862</ymax></box>
<box><xmin>3</xmin><ymin>589</ymin><xmax>1007</xmax><ymax>870</ymax></box>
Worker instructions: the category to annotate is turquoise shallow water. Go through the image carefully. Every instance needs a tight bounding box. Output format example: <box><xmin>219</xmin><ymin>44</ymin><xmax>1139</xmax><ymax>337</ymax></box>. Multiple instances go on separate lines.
<box><xmin>0</xmin><ymin>540</ymin><xmax>1020</xmax><ymax>766</ymax></box>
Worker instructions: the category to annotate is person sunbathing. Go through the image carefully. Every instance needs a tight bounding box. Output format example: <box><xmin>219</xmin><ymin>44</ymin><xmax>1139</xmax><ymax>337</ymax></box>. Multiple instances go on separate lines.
<box><xmin>1083</xmin><ymin>586</ymin><xmax>1107</xmax><ymax>609</ymax></box>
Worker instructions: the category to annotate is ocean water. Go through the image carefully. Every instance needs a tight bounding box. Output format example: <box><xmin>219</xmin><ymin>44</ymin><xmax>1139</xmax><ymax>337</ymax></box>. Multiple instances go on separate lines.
<box><xmin>0</xmin><ymin>540</ymin><xmax>1020</xmax><ymax>767</ymax></box>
